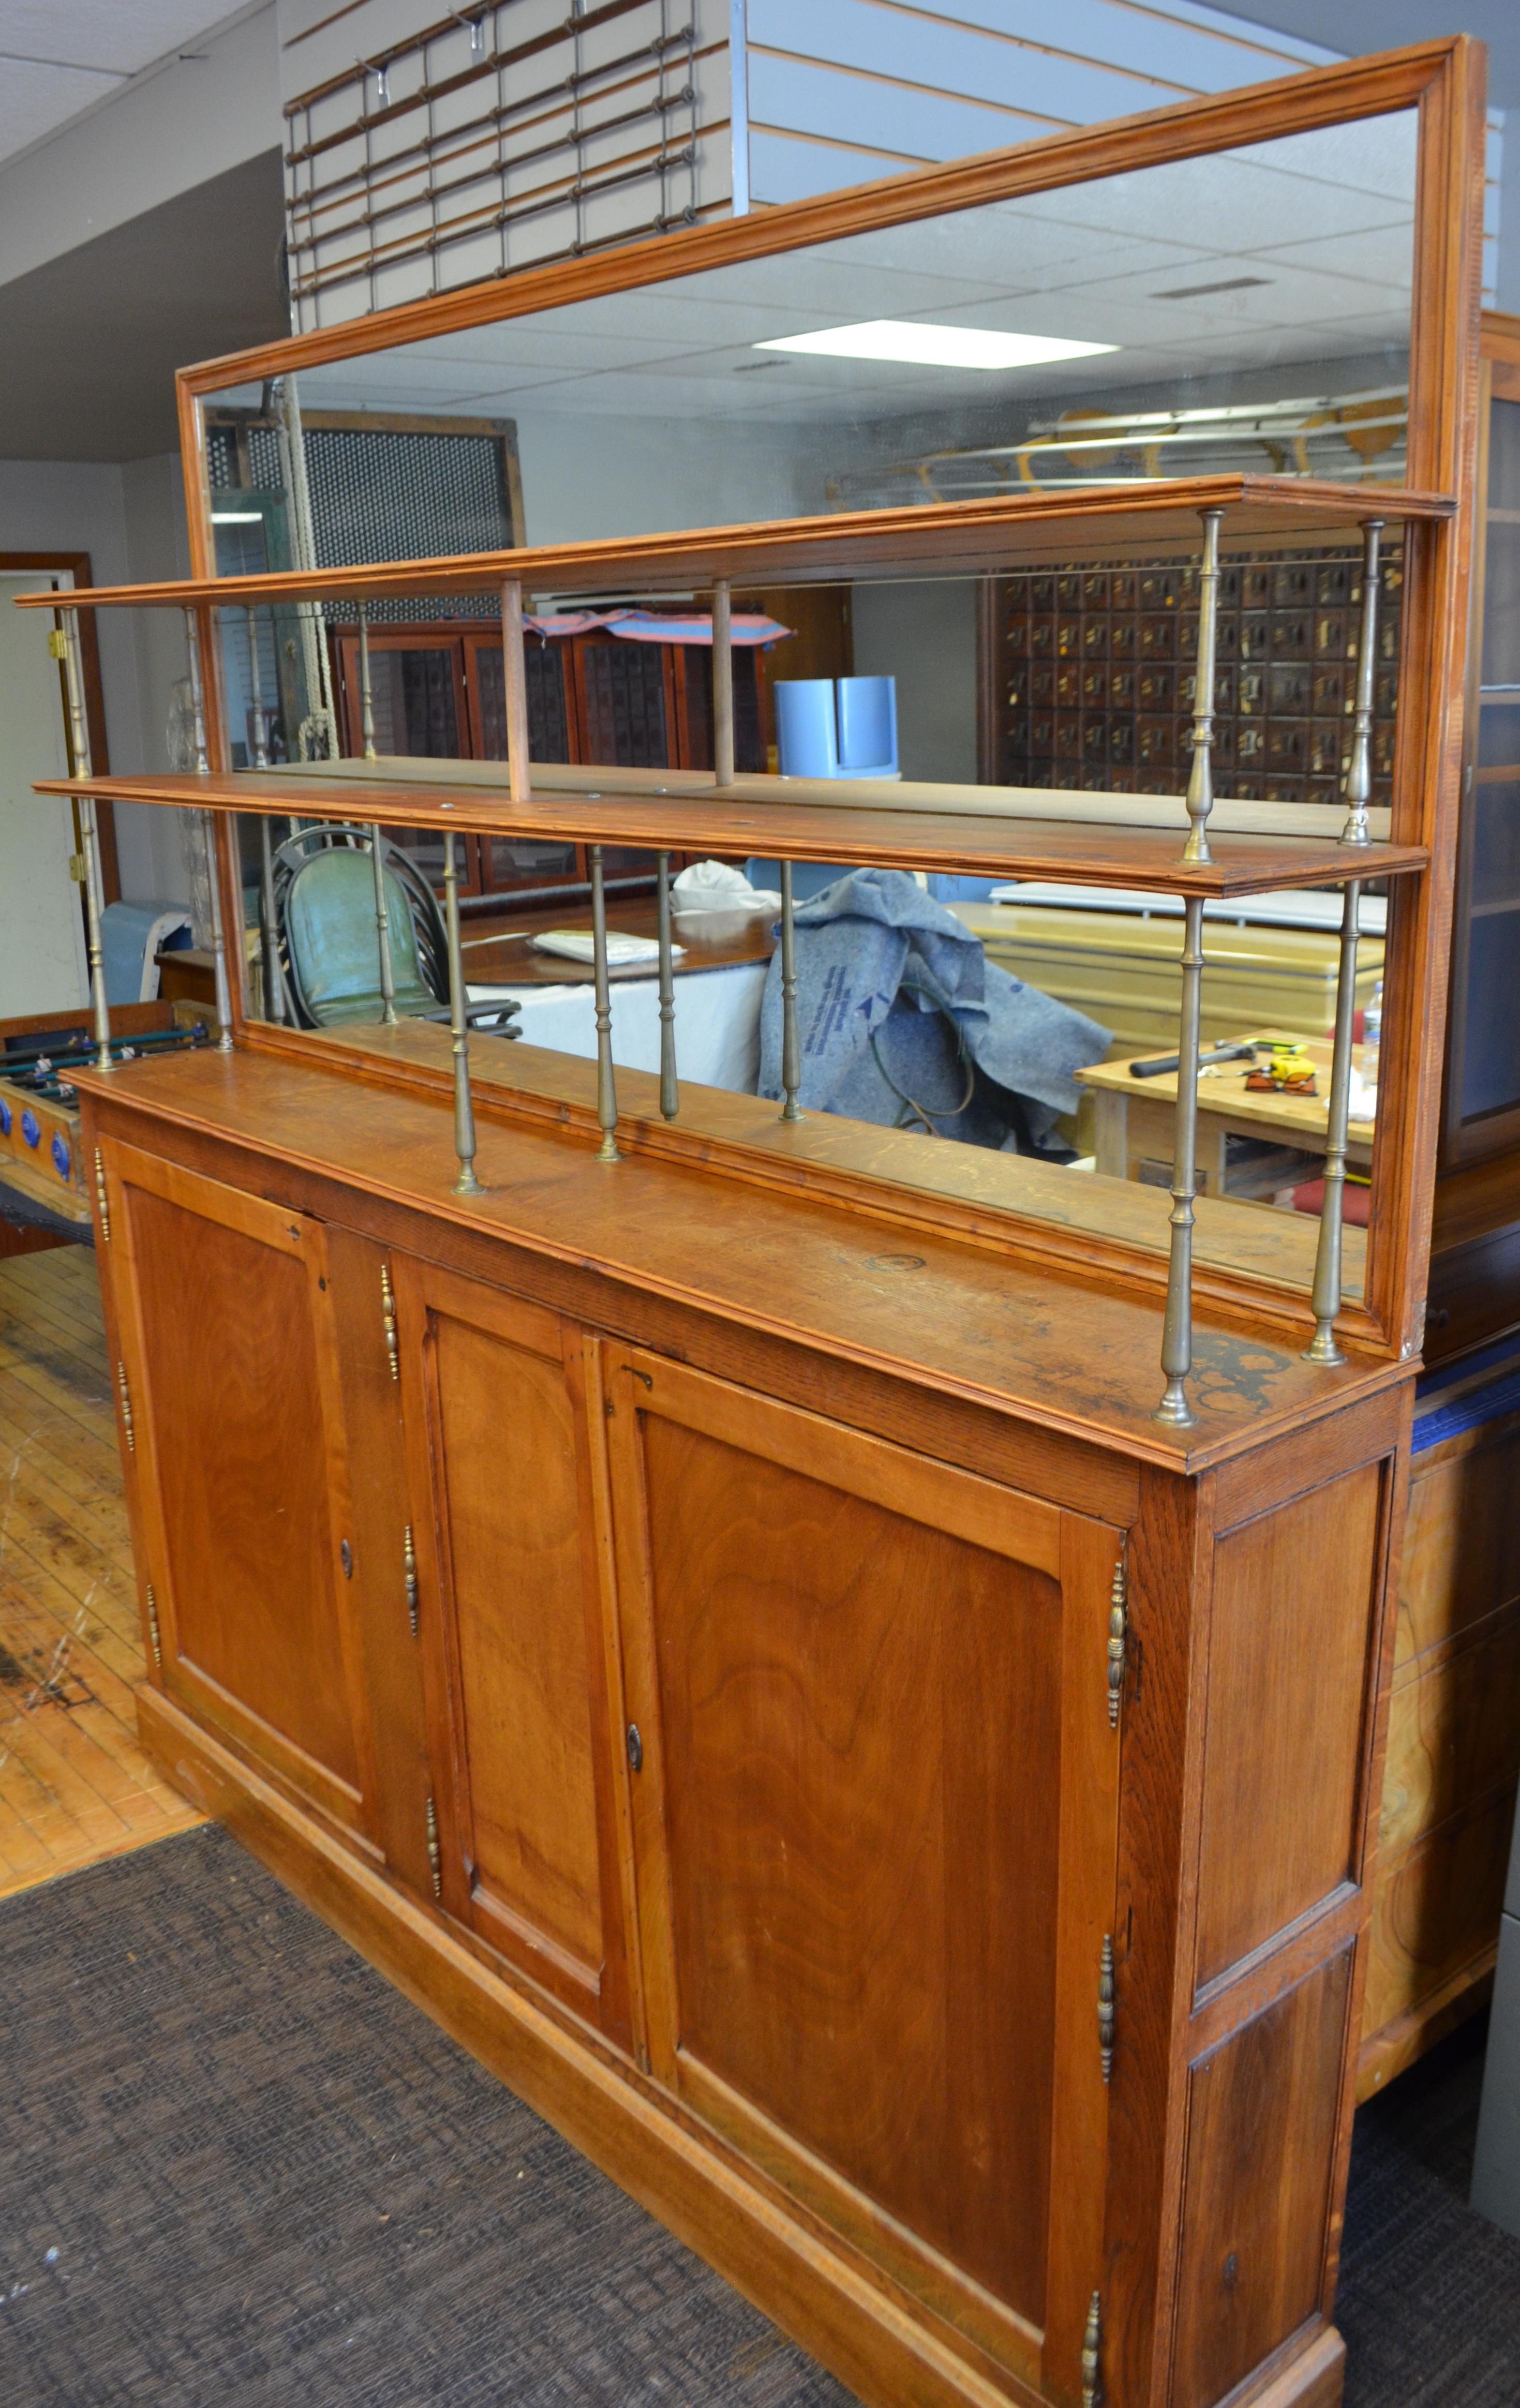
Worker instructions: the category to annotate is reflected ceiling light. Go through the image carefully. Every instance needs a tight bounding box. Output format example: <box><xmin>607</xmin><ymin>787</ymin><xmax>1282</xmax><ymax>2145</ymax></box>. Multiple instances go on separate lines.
<box><xmin>211</xmin><ymin>511</ymin><xmax>263</xmax><ymax>524</ymax></box>
<box><xmin>754</xmin><ymin>321</ymin><xmax>1116</xmax><ymax>370</ymax></box>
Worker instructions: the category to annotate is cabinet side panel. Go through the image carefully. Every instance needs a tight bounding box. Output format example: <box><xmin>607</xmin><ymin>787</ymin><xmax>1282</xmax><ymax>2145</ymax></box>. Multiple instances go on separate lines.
<box><xmin>1197</xmin><ymin>1468</ymin><xmax>1381</xmax><ymax>1986</ymax></box>
<box><xmin>1396</xmin><ymin>1419</ymin><xmax>1520</xmax><ymax>1669</ymax></box>
<box><xmin>642</xmin><ymin>1412</ymin><xmax>1063</xmax><ymax>2327</ymax></box>
<box><xmin>126</xmin><ymin>1184</ymin><xmax>358</xmax><ymax>1792</ymax></box>
<box><xmin>429</xmin><ymin>1310</ymin><xmax>604</xmax><ymax>1975</ymax></box>
<box><xmin>1172</xmin><ymin>1948</ymin><xmax>1352</xmax><ymax>2408</ymax></box>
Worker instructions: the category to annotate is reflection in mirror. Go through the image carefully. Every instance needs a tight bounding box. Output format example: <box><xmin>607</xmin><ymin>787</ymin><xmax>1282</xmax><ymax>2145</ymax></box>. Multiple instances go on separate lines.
<box><xmin>202</xmin><ymin>109</ymin><xmax>1417</xmax><ymax>571</ymax></box>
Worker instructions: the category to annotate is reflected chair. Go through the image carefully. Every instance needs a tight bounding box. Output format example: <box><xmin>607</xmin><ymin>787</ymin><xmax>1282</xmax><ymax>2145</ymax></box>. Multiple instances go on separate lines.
<box><xmin>270</xmin><ymin>825</ymin><xmax>519</xmax><ymax>1037</ymax></box>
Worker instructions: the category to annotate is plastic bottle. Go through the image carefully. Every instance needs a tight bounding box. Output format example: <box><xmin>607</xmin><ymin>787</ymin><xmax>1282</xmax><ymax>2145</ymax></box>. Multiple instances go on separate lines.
<box><xmin>1362</xmin><ymin>979</ymin><xmax>1382</xmax><ymax>1091</ymax></box>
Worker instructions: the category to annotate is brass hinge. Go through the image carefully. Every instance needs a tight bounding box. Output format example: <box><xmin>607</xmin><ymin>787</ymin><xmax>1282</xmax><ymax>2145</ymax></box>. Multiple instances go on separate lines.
<box><xmin>68</xmin><ymin>852</ymin><xmax>87</xmax><ymax>884</ymax></box>
<box><xmin>94</xmin><ymin>1148</ymin><xmax>110</xmax><ymax>1242</ymax></box>
<box><xmin>380</xmin><ymin>1261</ymin><xmax>400</xmax><ymax>1384</ymax></box>
<box><xmin>1098</xmin><ymin>1934</ymin><xmax>1115</xmax><ymax>2083</ymax></box>
<box><xmin>116</xmin><ymin>1363</ymin><xmax>135</xmax><ymax>1453</ymax></box>
<box><xmin>404</xmin><ymin>1523</ymin><xmax>419</xmax><ymax>1637</ymax></box>
<box><xmin>1106</xmin><ymin>1552</ymin><xmax>1127</xmax><ymax>1729</ymax></box>
<box><xmin>144</xmin><ymin>1581</ymin><xmax>162</xmax><ymax>1671</ymax></box>
<box><xmin>1082</xmin><ymin>2290</ymin><xmax>1104</xmax><ymax>2408</ymax></box>
<box><xmin>425</xmin><ymin>1794</ymin><xmax>442</xmax><ymax>1898</ymax></box>
<box><xmin>48</xmin><ymin>629</ymin><xmax>67</xmax><ymax>660</ymax></box>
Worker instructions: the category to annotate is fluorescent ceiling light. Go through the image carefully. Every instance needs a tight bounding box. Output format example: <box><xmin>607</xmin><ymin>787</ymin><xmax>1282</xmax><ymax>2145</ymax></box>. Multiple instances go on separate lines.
<box><xmin>211</xmin><ymin>510</ymin><xmax>263</xmax><ymax>523</ymax></box>
<box><xmin>754</xmin><ymin>321</ymin><xmax>1117</xmax><ymax>371</ymax></box>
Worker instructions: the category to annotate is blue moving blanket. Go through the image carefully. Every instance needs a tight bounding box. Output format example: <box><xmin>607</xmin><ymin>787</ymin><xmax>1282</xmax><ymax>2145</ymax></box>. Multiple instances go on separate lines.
<box><xmin>757</xmin><ymin>869</ymin><xmax>1110</xmax><ymax>1153</ymax></box>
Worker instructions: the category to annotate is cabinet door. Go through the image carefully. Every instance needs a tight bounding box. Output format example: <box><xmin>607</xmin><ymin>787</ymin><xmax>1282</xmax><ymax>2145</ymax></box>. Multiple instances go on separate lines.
<box><xmin>392</xmin><ymin>1258</ymin><xmax>632</xmax><ymax>2049</ymax></box>
<box><xmin>101</xmin><ymin>1139</ymin><xmax>377</xmax><ymax>1844</ymax></box>
<box><xmin>605</xmin><ymin>1347</ymin><xmax>1122</xmax><ymax>2401</ymax></box>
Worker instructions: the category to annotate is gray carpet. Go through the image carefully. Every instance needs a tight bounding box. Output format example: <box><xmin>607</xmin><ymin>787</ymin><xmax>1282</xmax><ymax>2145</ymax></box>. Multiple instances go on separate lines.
<box><xmin>1</xmin><ymin>1824</ymin><xmax>1517</xmax><ymax>2406</ymax></box>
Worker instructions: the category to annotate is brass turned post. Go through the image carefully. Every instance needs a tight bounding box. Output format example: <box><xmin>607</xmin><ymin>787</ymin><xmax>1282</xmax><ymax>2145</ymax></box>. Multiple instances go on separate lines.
<box><xmin>56</xmin><ymin>615</ymin><xmax>114</xmax><ymax>1072</ymax></box>
<box><xmin>1182</xmin><ymin>508</ymin><xmax>1224</xmax><ymax>865</ymax></box>
<box><xmin>1155</xmin><ymin>894</ymin><xmax>1204</xmax><ymax>1426</ymax></box>
<box><xmin>657</xmin><ymin>850</ymin><xmax>679</xmax><ymax>1121</ymax></box>
<box><xmin>1340</xmin><ymin>519</ymin><xmax>1384</xmax><ymax>847</ymax></box>
<box><xmin>442</xmin><ymin>829</ymin><xmax>482</xmax><ymax>1194</ymax></box>
<box><xmin>501</xmin><ymin>577</ymin><xmax>531</xmax><ymax>805</ymax></box>
<box><xmin>590</xmin><ymin>845</ymin><xmax>621</xmax><ymax>1161</ymax></box>
<box><xmin>357</xmin><ymin>600</ymin><xmax>378</xmax><ymax>761</ymax></box>
<box><xmin>370</xmin><ymin>825</ymin><xmax>399</xmax><ymax>1027</ymax></box>
<box><xmin>1304</xmin><ymin>880</ymin><xmax>1362</xmax><ymax>1363</ymax></box>
<box><xmin>246</xmin><ymin>609</ymin><xmax>287</xmax><ymax>1025</ymax></box>
<box><xmin>779</xmin><ymin>860</ymin><xmax>802</xmax><ymax>1121</ymax></box>
<box><xmin>184</xmin><ymin>606</ymin><xmax>234</xmax><ymax>1053</ymax></box>
<box><xmin>712</xmin><ymin>578</ymin><xmax>735</xmax><ymax>788</ymax></box>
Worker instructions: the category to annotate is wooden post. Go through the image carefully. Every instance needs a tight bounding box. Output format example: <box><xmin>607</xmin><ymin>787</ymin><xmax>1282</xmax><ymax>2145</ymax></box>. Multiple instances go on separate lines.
<box><xmin>657</xmin><ymin>850</ymin><xmax>679</xmax><ymax>1121</ymax></box>
<box><xmin>502</xmin><ymin>578</ymin><xmax>532</xmax><ymax>804</ymax></box>
<box><xmin>1155</xmin><ymin>894</ymin><xmax>1204</xmax><ymax>1425</ymax></box>
<box><xmin>590</xmin><ymin>845</ymin><xmax>621</xmax><ymax>1161</ymax></box>
<box><xmin>712</xmin><ymin>578</ymin><xmax>735</xmax><ymax>787</ymax></box>
<box><xmin>443</xmin><ymin>829</ymin><xmax>482</xmax><ymax>1193</ymax></box>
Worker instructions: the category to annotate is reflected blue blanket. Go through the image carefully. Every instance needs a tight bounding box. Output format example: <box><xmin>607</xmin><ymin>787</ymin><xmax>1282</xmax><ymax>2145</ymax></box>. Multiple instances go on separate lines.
<box><xmin>757</xmin><ymin>869</ymin><xmax>1109</xmax><ymax>1151</ymax></box>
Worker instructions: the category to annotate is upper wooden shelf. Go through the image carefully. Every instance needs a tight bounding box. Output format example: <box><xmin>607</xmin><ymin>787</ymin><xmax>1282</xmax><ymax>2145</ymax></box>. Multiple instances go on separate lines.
<box><xmin>40</xmin><ymin>768</ymin><xmax>1429</xmax><ymax>896</ymax></box>
<box><xmin>15</xmin><ymin>475</ymin><xmax>1452</xmax><ymax>610</ymax></box>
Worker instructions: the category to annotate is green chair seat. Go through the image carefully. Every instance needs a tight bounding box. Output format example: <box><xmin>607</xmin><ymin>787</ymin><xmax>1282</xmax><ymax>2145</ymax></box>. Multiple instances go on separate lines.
<box><xmin>286</xmin><ymin>848</ymin><xmax>438</xmax><ymax>1028</ymax></box>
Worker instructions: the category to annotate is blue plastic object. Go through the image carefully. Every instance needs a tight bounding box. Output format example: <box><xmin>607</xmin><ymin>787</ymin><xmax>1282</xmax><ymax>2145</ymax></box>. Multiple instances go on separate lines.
<box><xmin>773</xmin><ymin>676</ymin><xmax>898</xmax><ymax>781</ymax></box>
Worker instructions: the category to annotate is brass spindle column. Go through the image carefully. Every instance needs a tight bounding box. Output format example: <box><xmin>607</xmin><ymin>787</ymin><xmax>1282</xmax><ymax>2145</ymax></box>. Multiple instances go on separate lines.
<box><xmin>1182</xmin><ymin>508</ymin><xmax>1224</xmax><ymax>865</ymax></box>
<box><xmin>779</xmin><ymin>860</ymin><xmax>802</xmax><ymax>1122</ymax></box>
<box><xmin>246</xmin><ymin>609</ymin><xmax>287</xmax><ymax>1026</ymax></box>
<box><xmin>57</xmin><ymin>615</ymin><xmax>113</xmax><ymax>1072</ymax></box>
<box><xmin>358</xmin><ymin>606</ymin><xmax>399</xmax><ymax>1027</ymax></box>
<box><xmin>712</xmin><ymin>578</ymin><xmax>735</xmax><ymax>787</ymax></box>
<box><xmin>1155</xmin><ymin>895</ymin><xmax>1205</xmax><ymax>1426</ymax></box>
<box><xmin>443</xmin><ymin>829</ymin><xmax>482</xmax><ymax>1194</ymax></box>
<box><xmin>184</xmin><ymin>607</ymin><xmax>234</xmax><ymax>1053</ymax></box>
<box><xmin>657</xmin><ymin>850</ymin><xmax>679</xmax><ymax>1121</ymax></box>
<box><xmin>590</xmin><ymin>845</ymin><xmax>621</xmax><ymax>1161</ymax></box>
<box><xmin>502</xmin><ymin>578</ymin><xmax>532</xmax><ymax>805</ymax></box>
<box><xmin>1305</xmin><ymin>881</ymin><xmax>1362</xmax><ymax>1364</ymax></box>
<box><xmin>1341</xmin><ymin>519</ymin><xmax>1384</xmax><ymax>846</ymax></box>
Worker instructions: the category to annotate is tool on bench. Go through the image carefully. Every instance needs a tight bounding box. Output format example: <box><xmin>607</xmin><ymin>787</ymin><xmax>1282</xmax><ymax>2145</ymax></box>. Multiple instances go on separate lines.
<box><xmin>1128</xmin><ymin>1039</ymin><xmax>1267</xmax><ymax>1080</ymax></box>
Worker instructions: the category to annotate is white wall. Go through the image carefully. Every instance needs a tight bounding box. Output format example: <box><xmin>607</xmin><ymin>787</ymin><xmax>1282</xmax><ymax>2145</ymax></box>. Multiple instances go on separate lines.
<box><xmin>0</xmin><ymin>454</ymin><xmax>195</xmax><ymax>908</ymax></box>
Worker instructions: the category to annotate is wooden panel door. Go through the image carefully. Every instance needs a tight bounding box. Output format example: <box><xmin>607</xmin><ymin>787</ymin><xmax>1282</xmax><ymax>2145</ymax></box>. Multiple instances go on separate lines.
<box><xmin>391</xmin><ymin>1257</ymin><xmax>632</xmax><ymax>2050</ymax></box>
<box><xmin>604</xmin><ymin>1346</ymin><xmax>1123</xmax><ymax>2402</ymax></box>
<box><xmin>100</xmin><ymin>1138</ymin><xmax>377</xmax><ymax>1844</ymax></box>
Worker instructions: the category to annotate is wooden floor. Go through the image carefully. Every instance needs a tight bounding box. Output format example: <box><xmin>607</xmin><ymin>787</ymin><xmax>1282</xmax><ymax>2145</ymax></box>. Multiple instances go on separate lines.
<box><xmin>0</xmin><ymin>1242</ymin><xmax>202</xmax><ymax>1897</ymax></box>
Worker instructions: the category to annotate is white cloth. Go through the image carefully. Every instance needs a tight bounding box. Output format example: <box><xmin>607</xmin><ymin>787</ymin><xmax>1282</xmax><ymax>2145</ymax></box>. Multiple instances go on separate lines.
<box><xmin>528</xmin><ymin>928</ymin><xmax>684</xmax><ymax>966</ymax></box>
<box><xmin>470</xmin><ymin>963</ymin><xmax>767</xmax><ymax>1094</ymax></box>
<box><xmin>670</xmin><ymin>860</ymin><xmax>781</xmax><ymax>915</ymax></box>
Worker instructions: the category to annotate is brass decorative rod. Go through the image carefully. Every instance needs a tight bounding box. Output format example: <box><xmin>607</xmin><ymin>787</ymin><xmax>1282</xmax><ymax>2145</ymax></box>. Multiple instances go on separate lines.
<box><xmin>442</xmin><ymin>829</ymin><xmax>482</xmax><ymax>1193</ymax></box>
<box><xmin>357</xmin><ymin>599</ymin><xmax>378</xmax><ymax>760</ymax></box>
<box><xmin>501</xmin><ymin>577</ymin><xmax>532</xmax><ymax>805</ymax></box>
<box><xmin>1182</xmin><ymin>507</ymin><xmax>1224</xmax><ymax>865</ymax></box>
<box><xmin>590</xmin><ymin>844</ymin><xmax>621</xmax><ymax>1161</ymax></box>
<box><xmin>1340</xmin><ymin>519</ymin><xmax>1384</xmax><ymax>846</ymax></box>
<box><xmin>184</xmin><ymin>606</ymin><xmax>234</xmax><ymax>1053</ymax></box>
<box><xmin>1155</xmin><ymin>893</ymin><xmax>1204</xmax><ymax>1426</ymax></box>
<box><xmin>1304</xmin><ymin>879</ymin><xmax>1362</xmax><ymax>1363</ymax></box>
<box><xmin>246</xmin><ymin>608</ymin><xmax>288</xmax><ymax>1026</ymax></box>
<box><xmin>370</xmin><ymin>827</ymin><xmax>399</xmax><ymax>1027</ymax></box>
<box><xmin>712</xmin><ymin>577</ymin><xmax>735</xmax><ymax>788</ymax></box>
<box><xmin>657</xmin><ymin>849</ymin><xmax>678</xmax><ymax>1121</ymax></box>
<box><xmin>779</xmin><ymin>860</ymin><xmax>802</xmax><ymax>1123</ymax></box>
<box><xmin>55</xmin><ymin>617</ymin><xmax>114</xmax><ymax>1074</ymax></box>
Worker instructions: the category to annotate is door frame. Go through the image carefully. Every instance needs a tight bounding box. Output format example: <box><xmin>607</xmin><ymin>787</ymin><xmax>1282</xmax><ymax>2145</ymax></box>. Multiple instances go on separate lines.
<box><xmin>1</xmin><ymin>551</ymin><xmax>118</xmax><ymax>903</ymax></box>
